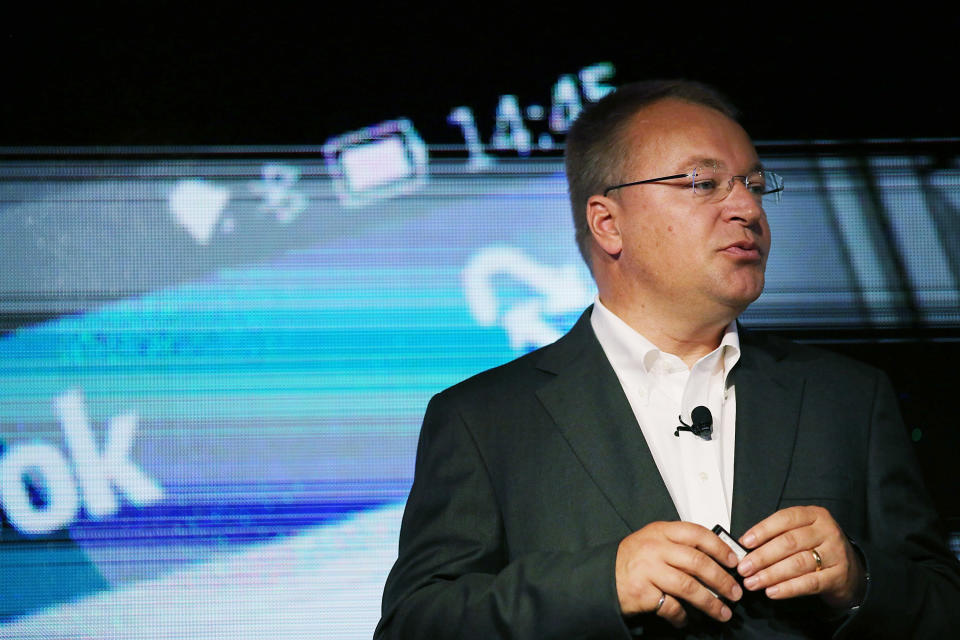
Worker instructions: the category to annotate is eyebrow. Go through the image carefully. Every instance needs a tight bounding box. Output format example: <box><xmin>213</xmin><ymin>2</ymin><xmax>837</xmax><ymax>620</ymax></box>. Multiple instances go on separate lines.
<box><xmin>673</xmin><ymin>156</ymin><xmax>765</xmax><ymax>173</ymax></box>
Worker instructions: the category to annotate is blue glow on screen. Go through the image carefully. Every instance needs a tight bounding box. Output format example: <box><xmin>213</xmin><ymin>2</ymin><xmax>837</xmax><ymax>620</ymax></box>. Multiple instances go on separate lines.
<box><xmin>0</xmin><ymin>150</ymin><xmax>957</xmax><ymax>638</ymax></box>
<box><xmin>0</xmin><ymin>158</ymin><xmax>595</xmax><ymax>638</ymax></box>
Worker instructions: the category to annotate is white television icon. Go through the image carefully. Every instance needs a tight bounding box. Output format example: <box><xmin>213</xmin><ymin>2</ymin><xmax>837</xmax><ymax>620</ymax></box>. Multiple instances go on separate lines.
<box><xmin>323</xmin><ymin>118</ymin><xmax>428</xmax><ymax>207</ymax></box>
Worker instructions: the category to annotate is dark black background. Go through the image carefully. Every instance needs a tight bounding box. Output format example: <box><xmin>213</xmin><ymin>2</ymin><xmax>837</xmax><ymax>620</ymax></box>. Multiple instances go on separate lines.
<box><xmin>0</xmin><ymin>9</ymin><xmax>956</xmax><ymax>145</ymax></box>
<box><xmin>1</xmin><ymin>8</ymin><xmax>958</xmax><ymax>520</ymax></box>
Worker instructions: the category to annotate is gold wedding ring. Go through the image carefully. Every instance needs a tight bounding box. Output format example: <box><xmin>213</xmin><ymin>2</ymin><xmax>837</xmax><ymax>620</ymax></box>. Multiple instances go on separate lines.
<box><xmin>811</xmin><ymin>548</ymin><xmax>823</xmax><ymax>571</ymax></box>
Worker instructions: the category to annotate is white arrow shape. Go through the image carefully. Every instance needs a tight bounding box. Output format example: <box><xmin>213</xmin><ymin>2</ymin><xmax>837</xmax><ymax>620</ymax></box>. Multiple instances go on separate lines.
<box><xmin>500</xmin><ymin>299</ymin><xmax>563</xmax><ymax>351</ymax></box>
<box><xmin>462</xmin><ymin>246</ymin><xmax>593</xmax><ymax>349</ymax></box>
<box><xmin>462</xmin><ymin>246</ymin><xmax>591</xmax><ymax>325</ymax></box>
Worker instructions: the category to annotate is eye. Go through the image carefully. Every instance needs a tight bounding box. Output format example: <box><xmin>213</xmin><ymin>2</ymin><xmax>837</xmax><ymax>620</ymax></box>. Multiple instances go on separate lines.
<box><xmin>746</xmin><ymin>174</ymin><xmax>767</xmax><ymax>194</ymax></box>
<box><xmin>692</xmin><ymin>178</ymin><xmax>717</xmax><ymax>193</ymax></box>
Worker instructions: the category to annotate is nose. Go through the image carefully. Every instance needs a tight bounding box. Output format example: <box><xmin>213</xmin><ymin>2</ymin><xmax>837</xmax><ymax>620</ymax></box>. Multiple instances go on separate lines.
<box><xmin>722</xmin><ymin>179</ymin><xmax>765</xmax><ymax>227</ymax></box>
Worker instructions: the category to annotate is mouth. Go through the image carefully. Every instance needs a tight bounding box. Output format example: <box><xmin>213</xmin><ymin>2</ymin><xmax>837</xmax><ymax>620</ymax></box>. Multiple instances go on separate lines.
<box><xmin>721</xmin><ymin>240</ymin><xmax>763</xmax><ymax>261</ymax></box>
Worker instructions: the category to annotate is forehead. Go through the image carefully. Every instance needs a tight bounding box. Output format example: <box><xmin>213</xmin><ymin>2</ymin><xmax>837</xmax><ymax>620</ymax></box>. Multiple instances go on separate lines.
<box><xmin>620</xmin><ymin>98</ymin><xmax>759</xmax><ymax>175</ymax></box>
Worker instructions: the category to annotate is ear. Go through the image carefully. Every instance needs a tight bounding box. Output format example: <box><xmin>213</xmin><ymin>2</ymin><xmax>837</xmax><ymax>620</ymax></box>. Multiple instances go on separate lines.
<box><xmin>586</xmin><ymin>194</ymin><xmax>623</xmax><ymax>258</ymax></box>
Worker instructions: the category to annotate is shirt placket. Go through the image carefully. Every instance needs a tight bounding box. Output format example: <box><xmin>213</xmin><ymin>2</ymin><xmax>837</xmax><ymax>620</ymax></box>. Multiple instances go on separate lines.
<box><xmin>680</xmin><ymin>354</ymin><xmax>730</xmax><ymax>529</ymax></box>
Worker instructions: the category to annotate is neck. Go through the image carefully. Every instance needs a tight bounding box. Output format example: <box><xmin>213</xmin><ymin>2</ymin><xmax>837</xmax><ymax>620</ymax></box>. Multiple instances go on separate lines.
<box><xmin>597</xmin><ymin>295</ymin><xmax>735</xmax><ymax>368</ymax></box>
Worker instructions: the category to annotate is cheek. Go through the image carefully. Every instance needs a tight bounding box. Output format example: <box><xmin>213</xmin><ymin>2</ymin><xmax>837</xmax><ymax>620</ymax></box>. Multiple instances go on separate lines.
<box><xmin>760</xmin><ymin>215</ymin><xmax>772</xmax><ymax>242</ymax></box>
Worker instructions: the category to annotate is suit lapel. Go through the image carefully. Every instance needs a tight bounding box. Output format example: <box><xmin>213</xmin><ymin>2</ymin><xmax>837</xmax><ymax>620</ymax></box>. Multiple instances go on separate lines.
<box><xmin>532</xmin><ymin>313</ymin><xmax>807</xmax><ymax>537</ymax></box>
<box><xmin>729</xmin><ymin>336</ymin><xmax>805</xmax><ymax>537</ymax></box>
<box><xmin>534</xmin><ymin>310</ymin><xmax>679</xmax><ymax>531</ymax></box>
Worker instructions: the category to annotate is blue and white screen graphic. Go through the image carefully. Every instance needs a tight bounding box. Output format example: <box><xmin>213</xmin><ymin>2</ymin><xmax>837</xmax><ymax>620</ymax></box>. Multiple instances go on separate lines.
<box><xmin>0</xmin><ymin>144</ymin><xmax>958</xmax><ymax>638</ymax></box>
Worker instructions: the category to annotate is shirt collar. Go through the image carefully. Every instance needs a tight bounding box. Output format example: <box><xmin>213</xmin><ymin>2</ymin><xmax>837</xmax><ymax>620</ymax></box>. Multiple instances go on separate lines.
<box><xmin>590</xmin><ymin>296</ymin><xmax>741</xmax><ymax>383</ymax></box>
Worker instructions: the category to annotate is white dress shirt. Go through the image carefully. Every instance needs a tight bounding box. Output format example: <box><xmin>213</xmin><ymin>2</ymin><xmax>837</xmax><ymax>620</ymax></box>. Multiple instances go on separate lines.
<box><xmin>590</xmin><ymin>297</ymin><xmax>741</xmax><ymax>530</ymax></box>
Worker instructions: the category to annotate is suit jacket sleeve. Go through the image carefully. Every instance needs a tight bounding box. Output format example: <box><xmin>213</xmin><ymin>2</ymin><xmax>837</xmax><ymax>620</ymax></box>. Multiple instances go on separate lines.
<box><xmin>834</xmin><ymin>371</ymin><xmax>960</xmax><ymax>638</ymax></box>
<box><xmin>374</xmin><ymin>391</ymin><xmax>633</xmax><ymax>640</ymax></box>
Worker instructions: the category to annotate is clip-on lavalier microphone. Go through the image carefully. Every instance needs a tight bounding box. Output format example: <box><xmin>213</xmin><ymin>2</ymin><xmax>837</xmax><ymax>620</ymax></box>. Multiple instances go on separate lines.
<box><xmin>674</xmin><ymin>405</ymin><xmax>713</xmax><ymax>440</ymax></box>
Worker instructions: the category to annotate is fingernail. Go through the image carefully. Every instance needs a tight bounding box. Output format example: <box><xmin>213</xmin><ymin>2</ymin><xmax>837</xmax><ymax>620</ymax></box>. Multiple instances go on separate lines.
<box><xmin>741</xmin><ymin>533</ymin><xmax>756</xmax><ymax>548</ymax></box>
<box><xmin>720</xmin><ymin>605</ymin><xmax>732</xmax><ymax>621</ymax></box>
<box><xmin>731</xmin><ymin>584</ymin><xmax>743</xmax><ymax>600</ymax></box>
<box><xmin>727</xmin><ymin>552</ymin><xmax>738</xmax><ymax>567</ymax></box>
<box><xmin>743</xmin><ymin>576</ymin><xmax>758</xmax><ymax>590</ymax></box>
<box><xmin>738</xmin><ymin>559</ymin><xmax>753</xmax><ymax>576</ymax></box>
<box><xmin>766</xmin><ymin>585</ymin><xmax>779</xmax><ymax>597</ymax></box>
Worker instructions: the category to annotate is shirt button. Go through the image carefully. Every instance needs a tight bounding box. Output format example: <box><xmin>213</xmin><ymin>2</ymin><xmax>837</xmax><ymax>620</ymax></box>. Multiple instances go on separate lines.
<box><xmin>699</xmin><ymin>472</ymin><xmax>709</xmax><ymax>482</ymax></box>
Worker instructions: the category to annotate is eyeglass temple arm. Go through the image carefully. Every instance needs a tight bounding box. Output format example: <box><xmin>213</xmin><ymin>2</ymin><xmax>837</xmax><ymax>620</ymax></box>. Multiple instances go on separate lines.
<box><xmin>602</xmin><ymin>173</ymin><xmax>690</xmax><ymax>196</ymax></box>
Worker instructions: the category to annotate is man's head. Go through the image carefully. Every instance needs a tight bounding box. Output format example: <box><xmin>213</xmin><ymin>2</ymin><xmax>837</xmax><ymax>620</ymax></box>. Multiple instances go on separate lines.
<box><xmin>565</xmin><ymin>80</ymin><xmax>740</xmax><ymax>268</ymax></box>
<box><xmin>565</xmin><ymin>80</ymin><xmax>772</xmax><ymax>329</ymax></box>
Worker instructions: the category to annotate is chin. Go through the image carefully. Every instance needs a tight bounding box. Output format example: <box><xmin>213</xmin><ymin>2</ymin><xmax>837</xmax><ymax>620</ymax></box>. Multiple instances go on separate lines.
<box><xmin>733</xmin><ymin>269</ymin><xmax>765</xmax><ymax>298</ymax></box>
<box><xmin>719</xmin><ymin>280</ymin><xmax>765</xmax><ymax>312</ymax></box>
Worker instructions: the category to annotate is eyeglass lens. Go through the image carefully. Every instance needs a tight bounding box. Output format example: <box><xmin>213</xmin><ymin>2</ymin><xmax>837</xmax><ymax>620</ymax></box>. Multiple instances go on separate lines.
<box><xmin>692</xmin><ymin>164</ymin><xmax>782</xmax><ymax>202</ymax></box>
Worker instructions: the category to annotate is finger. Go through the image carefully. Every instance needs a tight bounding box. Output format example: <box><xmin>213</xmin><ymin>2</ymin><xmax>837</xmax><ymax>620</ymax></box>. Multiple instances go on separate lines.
<box><xmin>762</xmin><ymin>566</ymin><xmax>840</xmax><ymax>600</ymax></box>
<box><xmin>738</xmin><ymin>525</ymin><xmax>821</xmax><ymax>578</ymax></box>
<box><xmin>663</xmin><ymin>544</ymin><xmax>743</xmax><ymax>602</ymax></box>
<box><xmin>662</xmin><ymin>522</ymin><xmax>740</xmax><ymax>569</ymax></box>
<box><xmin>654</xmin><ymin>594</ymin><xmax>688</xmax><ymax>629</ymax></box>
<box><xmin>742</xmin><ymin>549</ymin><xmax>821</xmax><ymax>592</ymax></box>
<box><xmin>740</xmin><ymin>506</ymin><xmax>818</xmax><ymax>550</ymax></box>
<box><xmin>759</xmin><ymin>539</ymin><xmax>864</xmax><ymax>608</ymax></box>
<box><xmin>656</xmin><ymin>565</ymin><xmax>734</xmax><ymax>623</ymax></box>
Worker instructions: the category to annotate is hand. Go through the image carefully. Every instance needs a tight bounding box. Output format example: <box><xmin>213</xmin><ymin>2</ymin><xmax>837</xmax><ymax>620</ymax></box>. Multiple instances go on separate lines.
<box><xmin>616</xmin><ymin>521</ymin><xmax>743</xmax><ymax>628</ymax></box>
<box><xmin>737</xmin><ymin>506</ymin><xmax>866</xmax><ymax>608</ymax></box>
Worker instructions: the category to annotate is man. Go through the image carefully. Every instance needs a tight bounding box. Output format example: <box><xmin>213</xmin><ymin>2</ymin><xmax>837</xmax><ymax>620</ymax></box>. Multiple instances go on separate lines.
<box><xmin>374</xmin><ymin>81</ymin><xmax>960</xmax><ymax>638</ymax></box>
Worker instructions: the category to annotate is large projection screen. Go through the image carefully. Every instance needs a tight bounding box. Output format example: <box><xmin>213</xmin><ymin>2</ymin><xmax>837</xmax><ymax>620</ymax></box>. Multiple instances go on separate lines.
<box><xmin>1</xmin><ymin>71</ymin><xmax>958</xmax><ymax>638</ymax></box>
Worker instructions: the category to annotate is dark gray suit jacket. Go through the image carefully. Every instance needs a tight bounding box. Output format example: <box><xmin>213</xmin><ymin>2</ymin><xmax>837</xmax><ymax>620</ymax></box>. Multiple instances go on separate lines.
<box><xmin>375</xmin><ymin>309</ymin><xmax>960</xmax><ymax>639</ymax></box>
